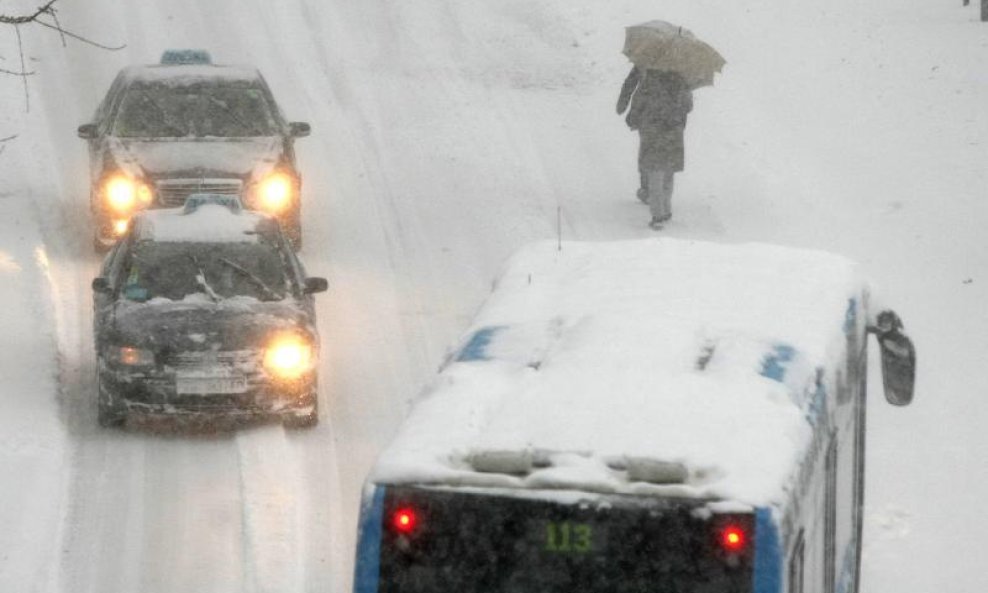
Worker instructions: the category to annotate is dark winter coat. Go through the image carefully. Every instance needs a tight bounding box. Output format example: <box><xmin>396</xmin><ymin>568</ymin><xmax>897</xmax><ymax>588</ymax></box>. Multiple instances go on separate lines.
<box><xmin>617</xmin><ymin>67</ymin><xmax>693</xmax><ymax>172</ymax></box>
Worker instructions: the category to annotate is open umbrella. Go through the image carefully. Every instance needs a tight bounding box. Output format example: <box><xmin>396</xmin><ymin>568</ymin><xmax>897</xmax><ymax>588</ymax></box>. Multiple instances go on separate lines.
<box><xmin>623</xmin><ymin>20</ymin><xmax>725</xmax><ymax>89</ymax></box>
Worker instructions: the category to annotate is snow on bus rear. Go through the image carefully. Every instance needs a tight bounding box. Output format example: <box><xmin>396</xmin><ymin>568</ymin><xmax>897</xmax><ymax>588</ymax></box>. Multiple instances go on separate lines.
<box><xmin>372</xmin><ymin>238</ymin><xmax>863</xmax><ymax>507</ymax></box>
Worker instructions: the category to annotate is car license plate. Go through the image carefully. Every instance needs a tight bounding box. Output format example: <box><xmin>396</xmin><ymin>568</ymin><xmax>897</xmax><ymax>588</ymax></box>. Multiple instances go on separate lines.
<box><xmin>176</xmin><ymin>374</ymin><xmax>248</xmax><ymax>395</ymax></box>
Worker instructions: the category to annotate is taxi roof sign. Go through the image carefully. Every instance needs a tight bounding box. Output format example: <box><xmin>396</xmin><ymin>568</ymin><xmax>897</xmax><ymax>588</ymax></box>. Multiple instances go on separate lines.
<box><xmin>160</xmin><ymin>50</ymin><xmax>213</xmax><ymax>65</ymax></box>
<box><xmin>182</xmin><ymin>193</ymin><xmax>242</xmax><ymax>214</ymax></box>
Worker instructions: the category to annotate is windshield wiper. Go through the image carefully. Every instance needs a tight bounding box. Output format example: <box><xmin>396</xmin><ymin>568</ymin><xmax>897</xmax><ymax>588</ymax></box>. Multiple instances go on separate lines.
<box><xmin>189</xmin><ymin>254</ymin><xmax>220</xmax><ymax>302</ymax></box>
<box><xmin>217</xmin><ymin>257</ymin><xmax>280</xmax><ymax>300</ymax></box>
<box><xmin>134</xmin><ymin>90</ymin><xmax>189</xmax><ymax>137</ymax></box>
<box><xmin>206</xmin><ymin>96</ymin><xmax>263</xmax><ymax>136</ymax></box>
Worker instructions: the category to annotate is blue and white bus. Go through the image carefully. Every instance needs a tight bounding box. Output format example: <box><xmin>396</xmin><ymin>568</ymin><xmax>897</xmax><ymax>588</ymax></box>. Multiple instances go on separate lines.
<box><xmin>353</xmin><ymin>239</ymin><xmax>915</xmax><ymax>593</ymax></box>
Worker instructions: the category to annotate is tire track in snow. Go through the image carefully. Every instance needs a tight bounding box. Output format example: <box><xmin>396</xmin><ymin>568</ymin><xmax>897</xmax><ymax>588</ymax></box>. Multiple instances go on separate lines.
<box><xmin>285</xmin><ymin>423</ymin><xmax>349</xmax><ymax>593</ymax></box>
<box><xmin>236</xmin><ymin>425</ymin><xmax>304</xmax><ymax>593</ymax></box>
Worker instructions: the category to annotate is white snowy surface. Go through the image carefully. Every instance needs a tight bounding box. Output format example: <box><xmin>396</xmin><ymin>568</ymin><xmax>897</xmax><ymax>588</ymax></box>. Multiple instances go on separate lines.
<box><xmin>138</xmin><ymin>204</ymin><xmax>264</xmax><ymax>243</ymax></box>
<box><xmin>374</xmin><ymin>238</ymin><xmax>860</xmax><ymax>505</ymax></box>
<box><xmin>0</xmin><ymin>200</ymin><xmax>67</xmax><ymax>592</ymax></box>
<box><xmin>120</xmin><ymin>63</ymin><xmax>265</xmax><ymax>84</ymax></box>
<box><xmin>0</xmin><ymin>0</ymin><xmax>983</xmax><ymax>592</ymax></box>
<box><xmin>109</xmin><ymin>138</ymin><xmax>280</xmax><ymax>177</ymax></box>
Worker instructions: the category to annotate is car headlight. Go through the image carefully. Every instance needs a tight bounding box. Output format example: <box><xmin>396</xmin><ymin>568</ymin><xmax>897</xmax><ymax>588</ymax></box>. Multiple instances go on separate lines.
<box><xmin>103</xmin><ymin>175</ymin><xmax>153</xmax><ymax>213</ymax></box>
<box><xmin>263</xmin><ymin>335</ymin><xmax>314</xmax><ymax>379</ymax></box>
<box><xmin>257</xmin><ymin>172</ymin><xmax>295</xmax><ymax>213</ymax></box>
<box><xmin>108</xmin><ymin>345</ymin><xmax>155</xmax><ymax>366</ymax></box>
<box><xmin>112</xmin><ymin>218</ymin><xmax>130</xmax><ymax>236</ymax></box>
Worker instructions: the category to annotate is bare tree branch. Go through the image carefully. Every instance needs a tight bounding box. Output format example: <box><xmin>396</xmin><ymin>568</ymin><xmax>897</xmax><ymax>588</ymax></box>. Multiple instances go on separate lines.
<box><xmin>0</xmin><ymin>66</ymin><xmax>35</xmax><ymax>75</ymax></box>
<box><xmin>48</xmin><ymin>4</ymin><xmax>66</xmax><ymax>47</ymax></box>
<box><xmin>14</xmin><ymin>25</ymin><xmax>29</xmax><ymax>111</ymax></box>
<box><xmin>0</xmin><ymin>0</ymin><xmax>126</xmax><ymax>53</ymax></box>
<box><xmin>0</xmin><ymin>0</ymin><xmax>125</xmax><ymax>114</ymax></box>
<box><xmin>33</xmin><ymin>17</ymin><xmax>127</xmax><ymax>51</ymax></box>
<box><xmin>0</xmin><ymin>1</ymin><xmax>59</xmax><ymax>25</ymax></box>
<box><xmin>0</xmin><ymin>0</ymin><xmax>62</xmax><ymax>113</ymax></box>
<box><xmin>0</xmin><ymin>134</ymin><xmax>16</xmax><ymax>158</ymax></box>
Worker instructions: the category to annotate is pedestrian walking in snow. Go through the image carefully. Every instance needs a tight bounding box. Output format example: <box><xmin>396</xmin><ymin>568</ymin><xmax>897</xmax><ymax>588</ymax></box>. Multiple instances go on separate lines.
<box><xmin>617</xmin><ymin>67</ymin><xmax>692</xmax><ymax>228</ymax></box>
<box><xmin>618</xmin><ymin>21</ymin><xmax>724</xmax><ymax>229</ymax></box>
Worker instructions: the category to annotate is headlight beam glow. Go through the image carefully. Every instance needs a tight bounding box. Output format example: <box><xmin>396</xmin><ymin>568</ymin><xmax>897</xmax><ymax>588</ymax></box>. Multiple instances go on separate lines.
<box><xmin>104</xmin><ymin>176</ymin><xmax>153</xmax><ymax>213</ymax></box>
<box><xmin>263</xmin><ymin>336</ymin><xmax>313</xmax><ymax>379</ymax></box>
<box><xmin>258</xmin><ymin>173</ymin><xmax>294</xmax><ymax>213</ymax></box>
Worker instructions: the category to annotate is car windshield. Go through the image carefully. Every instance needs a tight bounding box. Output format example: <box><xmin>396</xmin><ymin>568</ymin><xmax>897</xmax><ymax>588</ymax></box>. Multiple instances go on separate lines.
<box><xmin>121</xmin><ymin>242</ymin><xmax>291</xmax><ymax>302</ymax></box>
<box><xmin>112</xmin><ymin>81</ymin><xmax>278</xmax><ymax>138</ymax></box>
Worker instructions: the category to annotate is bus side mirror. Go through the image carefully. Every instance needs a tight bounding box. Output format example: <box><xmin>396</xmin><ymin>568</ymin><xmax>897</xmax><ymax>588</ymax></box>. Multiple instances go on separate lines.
<box><xmin>868</xmin><ymin>310</ymin><xmax>916</xmax><ymax>406</ymax></box>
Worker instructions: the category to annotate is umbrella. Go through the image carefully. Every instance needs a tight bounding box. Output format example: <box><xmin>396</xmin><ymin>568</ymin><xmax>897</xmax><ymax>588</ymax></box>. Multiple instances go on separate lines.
<box><xmin>623</xmin><ymin>20</ymin><xmax>725</xmax><ymax>89</ymax></box>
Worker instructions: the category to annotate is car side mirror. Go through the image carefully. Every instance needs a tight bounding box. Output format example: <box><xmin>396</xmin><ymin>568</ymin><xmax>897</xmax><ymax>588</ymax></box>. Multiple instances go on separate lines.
<box><xmin>868</xmin><ymin>310</ymin><xmax>916</xmax><ymax>406</ymax></box>
<box><xmin>303</xmin><ymin>277</ymin><xmax>328</xmax><ymax>294</ymax></box>
<box><xmin>289</xmin><ymin>121</ymin><xmax>311</xmax><ymax>138</ymax></box>
<box><xmin>77</xmin><ymin>123</ymin><xmax>98</xmax><ymax>139</ymax></box>
<box><xmin>91</xmin><ymin>277</ymin><xmax>112</xmax><ymax>294</ymax></box>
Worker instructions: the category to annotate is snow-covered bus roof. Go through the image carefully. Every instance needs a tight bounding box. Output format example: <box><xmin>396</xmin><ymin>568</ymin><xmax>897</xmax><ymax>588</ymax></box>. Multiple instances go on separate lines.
<box><xmin>372</xmin><ymin>239</ymin><xmax>867</xmax><ymax>507</ymax></box>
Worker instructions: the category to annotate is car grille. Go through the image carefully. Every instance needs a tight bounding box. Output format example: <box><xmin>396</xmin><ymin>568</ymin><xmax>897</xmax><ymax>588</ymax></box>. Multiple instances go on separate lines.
<box><xmin>155</xmin><ymin>178</ymin><xmax>243</xmax><ymax>207</ymax></box>
<box><xmin>166</xmin><ymin>350</ymin><xmax>260</xmax><ymax>372</ymax></box>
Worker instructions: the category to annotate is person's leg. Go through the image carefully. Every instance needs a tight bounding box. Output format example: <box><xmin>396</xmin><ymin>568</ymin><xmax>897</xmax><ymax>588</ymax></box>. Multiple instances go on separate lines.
<box><xmin>637</xmin><ymin>132</ymin><xmax>649</xmax><ymax>202</ymax></box>
<box><xmin>660</xmin><ymin>172</ymin><xmax>675</xmax><ymax>221</ymax></box>
<box><xmin>646</xmin><ymin>168</ymin><xmax>668</xmax><ymax>224</ymax></box>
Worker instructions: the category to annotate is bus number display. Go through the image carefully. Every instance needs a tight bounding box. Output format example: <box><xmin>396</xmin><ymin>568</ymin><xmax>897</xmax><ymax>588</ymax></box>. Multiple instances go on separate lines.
<box><xmin>544</xmin><ymin>521</ymin><xmax>593</xmax><ymax>554</ymax></box>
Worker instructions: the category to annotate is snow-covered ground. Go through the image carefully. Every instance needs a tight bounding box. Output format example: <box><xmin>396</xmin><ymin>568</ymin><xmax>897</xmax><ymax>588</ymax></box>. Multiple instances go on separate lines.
<box><xmin>0</xmin><ymin>0</ymin><xmax>983</xmax><ymax>591</ymax></box>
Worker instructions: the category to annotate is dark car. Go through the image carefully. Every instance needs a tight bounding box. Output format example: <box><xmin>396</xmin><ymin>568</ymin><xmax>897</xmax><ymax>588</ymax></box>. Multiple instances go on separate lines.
<box><xmin>78</xmin><ymin>50</ymin><xmax>311</xmax><ymax>251</ymax></box>
<box><xmin>91</xmin><ymin>194</ymin><xmax>328</xmax><ymax>428</ymax></box>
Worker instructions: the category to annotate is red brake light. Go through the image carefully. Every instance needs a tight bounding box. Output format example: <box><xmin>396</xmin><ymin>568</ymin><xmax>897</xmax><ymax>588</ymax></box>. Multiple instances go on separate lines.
<box><xmin>721</xmin><ymin>525</ymin><xmax>746</xmax><ymax>552</ymax></box>
<box><xmin>392</xmin><ymin>508</ymin><xmax>418</xmax><ymax>534</ymax></box>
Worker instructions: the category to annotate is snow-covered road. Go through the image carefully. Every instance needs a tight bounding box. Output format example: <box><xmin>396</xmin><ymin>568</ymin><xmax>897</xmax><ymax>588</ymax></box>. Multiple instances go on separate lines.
<box><xmin>0</xmin><ymin>0</ymin><xmax>984</xmax><ymax>591</ymax></box>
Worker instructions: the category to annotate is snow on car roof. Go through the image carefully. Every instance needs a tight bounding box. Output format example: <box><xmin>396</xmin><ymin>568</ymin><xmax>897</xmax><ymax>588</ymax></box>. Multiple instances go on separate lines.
<box><xmin>371</xmin><ymin>239</ymin><xmax>865</xmax><ymax>506</ymax></box>
<box><xmin>121</xmin><ymin>63</ymin><xmax>263</xmax><ymax>85</ymax></box>
<box><xmin>135</xmin><ymin>203</ymin><xmax>269</xmax><ymax>243</ymax></box>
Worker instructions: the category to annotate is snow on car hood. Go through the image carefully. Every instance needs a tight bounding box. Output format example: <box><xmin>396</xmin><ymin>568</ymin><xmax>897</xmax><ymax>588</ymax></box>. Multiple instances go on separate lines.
<box><xmin>109</xmin><ymin>137</ymin><xmax>282</xmax><ymax>180</ymax></box>
<box><xmin>110</xmin><ymin>297</ymin><xmax>313</xmax><ymax>353</ymax></box>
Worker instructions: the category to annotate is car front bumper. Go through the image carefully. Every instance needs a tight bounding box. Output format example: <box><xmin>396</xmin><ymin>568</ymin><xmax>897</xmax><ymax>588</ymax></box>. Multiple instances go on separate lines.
<box><xmin>99</xmin><ymin>366</ymin><xmax>316</xmax><ymax>418</ymax></box>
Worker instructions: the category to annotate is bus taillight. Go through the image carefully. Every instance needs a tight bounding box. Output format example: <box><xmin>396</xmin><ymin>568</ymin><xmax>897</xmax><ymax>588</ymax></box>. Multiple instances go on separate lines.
<box><xmin>720</xmin><ymin>525</ymin><xmax>747</xmax><ymax>553</ymax></box>
<box><xmin>392</xmin><ymin>507</ymin><xmax>418</xmax><ymax>534</ymax></box>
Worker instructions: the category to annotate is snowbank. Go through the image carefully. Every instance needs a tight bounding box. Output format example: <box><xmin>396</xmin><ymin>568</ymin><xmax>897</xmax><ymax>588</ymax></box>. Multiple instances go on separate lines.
<box><xmin>0</xmin><ymin>198</ymin><xmax>67</xmax><ymax>592</ymax></box>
